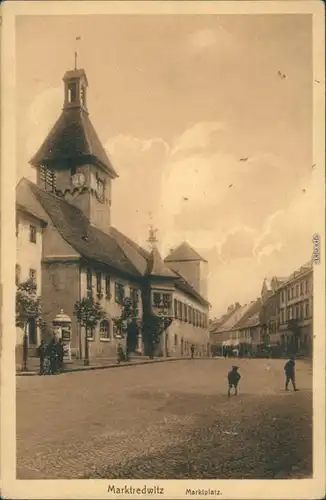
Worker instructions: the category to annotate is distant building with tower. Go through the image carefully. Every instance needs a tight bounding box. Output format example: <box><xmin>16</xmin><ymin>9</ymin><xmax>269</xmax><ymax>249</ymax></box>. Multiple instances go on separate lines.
<box><xmin>16</xmin><ymin>64</ymin><xmax>210</xmax><ymax>365</ymax></box>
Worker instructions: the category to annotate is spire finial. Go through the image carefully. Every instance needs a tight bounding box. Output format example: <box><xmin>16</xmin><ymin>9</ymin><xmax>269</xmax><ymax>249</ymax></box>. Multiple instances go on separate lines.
<box><xmin>147</xmin><ymin>225</ymin><xmax>158</xmax><ymax>246</ymax></box>
<box><xmin>147</xmin><ymin>212</ymin><xmax>158</xmax><ymax>247</ymax></box>
<box><xmin>74</xmin><ymin>36</ymin><xmax>81</xmax><ymax>70</ymax></box>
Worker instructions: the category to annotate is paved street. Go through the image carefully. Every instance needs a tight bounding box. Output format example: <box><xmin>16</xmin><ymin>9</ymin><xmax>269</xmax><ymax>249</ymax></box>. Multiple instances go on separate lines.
<box><xmin>16</xmin><ymin>358</ymin><xmax>312</xmax><ymax>479</ymax></box>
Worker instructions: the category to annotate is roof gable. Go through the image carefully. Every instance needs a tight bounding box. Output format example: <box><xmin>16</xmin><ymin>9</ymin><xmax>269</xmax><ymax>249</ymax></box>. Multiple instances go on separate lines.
<box><xmin>16</xmin><ymin>178</ymin><xmax>49</xmax><ymax>223</ymax></box>
<box><xmin>164</xmin><ymin>241</ymin><xmax>207</xmax><ymax>263</ymax></box>
<box><xmin>235</xmin><ymin>299</ymin><xmax>261</xmax><ymax>329</ymax></box>
<box><xmin>147</xmin><ymin>246</ymin><xmax>177</xmax><ymax>278</ymax></box>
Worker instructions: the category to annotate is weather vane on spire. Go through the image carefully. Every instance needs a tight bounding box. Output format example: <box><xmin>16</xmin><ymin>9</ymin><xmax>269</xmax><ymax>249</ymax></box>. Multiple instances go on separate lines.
<box><xmin>74</xmin><ymin>36</ymin><xmax>81</xmax><ymax>69</ymax></box>
<box><xmin>147</xmin><ymin>212</ymin><xmax>158</xmax><ymax>247</ymax></box>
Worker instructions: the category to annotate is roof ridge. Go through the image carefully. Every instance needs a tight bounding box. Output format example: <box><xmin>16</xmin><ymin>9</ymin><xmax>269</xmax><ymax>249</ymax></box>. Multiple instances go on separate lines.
<box><xmin>111</xmin><ymin>227</ymin><xmax>150</xmax><ymax>259</ymax></box>
<box><xmin>165</xmin><ymin>241</ymin><xmax>207</xmax><ymax>263</ymax></box>
<box><xmin>109</xmin><ymin>229</ymin><xmax>143</xmax><ymax>277</ymax></box>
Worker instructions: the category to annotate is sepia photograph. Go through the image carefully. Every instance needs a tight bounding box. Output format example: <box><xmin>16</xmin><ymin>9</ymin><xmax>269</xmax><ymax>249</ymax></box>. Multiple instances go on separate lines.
<box><xmin>0</xmin><ymin>1</ymin><xmax>325</xmax><ymax>499</ymax></box>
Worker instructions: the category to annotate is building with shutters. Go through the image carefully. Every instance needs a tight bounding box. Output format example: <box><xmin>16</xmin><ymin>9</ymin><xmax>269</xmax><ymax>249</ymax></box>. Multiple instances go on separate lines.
<box><xmin>16</xmin><ymin>64</ymin><xmax>210</xmax><ymax>363</ymax></box>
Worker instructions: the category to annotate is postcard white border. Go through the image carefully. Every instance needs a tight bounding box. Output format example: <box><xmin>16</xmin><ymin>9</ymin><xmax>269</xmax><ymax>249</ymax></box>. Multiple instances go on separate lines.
<box><xmin>1</xmin><ymin>1</ymin><xmax>325</xmax><ymax>499</ymax></box>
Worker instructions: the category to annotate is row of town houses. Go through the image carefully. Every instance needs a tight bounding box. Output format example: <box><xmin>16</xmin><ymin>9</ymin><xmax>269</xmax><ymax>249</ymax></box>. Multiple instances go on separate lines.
<box><xmin>15</xmin><ymin>63</ymin><xmax>211</xmax><ymax>367</ymax></box>
<box><xmin>209</xmin><ymin>260</ymin><xmax>313</xmax><ymax>357</ymax></box>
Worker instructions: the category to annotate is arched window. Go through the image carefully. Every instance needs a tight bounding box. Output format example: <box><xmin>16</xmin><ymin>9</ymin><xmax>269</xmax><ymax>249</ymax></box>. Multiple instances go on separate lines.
<box><xmin>100</xmin><ymin>320</ymin><xmax>110</xmax><ymax>340</ymax></box>
<box><xmin>15</xmin><ymin>264</ymin><xmax>21</xmax><ymax>286</ymax></box>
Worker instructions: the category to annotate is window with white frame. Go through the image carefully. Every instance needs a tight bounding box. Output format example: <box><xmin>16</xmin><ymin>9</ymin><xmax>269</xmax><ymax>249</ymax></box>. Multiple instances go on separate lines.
<box><xmin>179</xmin><ymin>301</ymin><xmax>183</xmax><ymax>320</ymax></box>
<box><xmin>96</xmin><ymin>272</ymin><xmax>102</xmax><ymax>294</ymax></box>
<box><xmin>105</xmin><ymin>274</ymin><xmax>111</xmax><ymax>298</ymax></box>
<box><xmin>115</xmin><ymin>282</ymin><xmax>125</xmax><ymax>305</ymax></box>
<box><xmin>100</xmin><ymin>319</ymin><xmax>111</xmax><ymax>339</ymax></box>
<box><xmin>29</xmin><ymin>225</ymin><xmax>37</xmax><ymax>243</ymax></box>
<box><xmin>86</xmin><ymin>269</ymin><xmax>92</xmax><ymax>297</ymax></box>
<box><xmin>86</xmin><ymin>326</ymin><xmax>94</xmax><ymax>339</ymax></box>
<box><xmin>174</xmin><ymin>299</ymin><xmax>178</xmax><ymax>318</ymax></box>
<box><xmin>305</xmin><ymin>301</ymin><xmax>309</xmax><ymax>318</ymax></box>
<box><xmin>29</xmin><ymin>268</ymin><xmax>37</xmax><ymax>284</ymax></box>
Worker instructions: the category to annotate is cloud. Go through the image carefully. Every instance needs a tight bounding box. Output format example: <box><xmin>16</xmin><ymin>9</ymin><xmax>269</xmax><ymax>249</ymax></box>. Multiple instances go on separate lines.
<box><xmin>170</xmin><ymin>121</ymin><xmax>225</xmax><ymax>157</ymax></box>
<box><xmin>103</xmin><ymin>122</ymin><xmax>318</xmax><ymax>316</ymax></box>
<box><xmin>220</xmin><ymin>227</ymin><xmax>257</xmax><ymax>263</ymax></box>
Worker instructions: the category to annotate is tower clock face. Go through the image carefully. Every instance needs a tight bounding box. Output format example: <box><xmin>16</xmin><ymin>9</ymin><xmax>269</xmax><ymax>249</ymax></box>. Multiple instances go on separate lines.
<box><xmin>71</xmin><ymin>172</ymin><xmax>85</xmax><ymax>188</ymax></box>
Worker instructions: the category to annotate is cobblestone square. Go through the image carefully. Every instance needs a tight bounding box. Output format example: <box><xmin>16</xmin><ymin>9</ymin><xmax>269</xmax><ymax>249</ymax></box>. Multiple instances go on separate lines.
<box><xmin>16</xmin><ymin>358</ymin><xmax>312</xmax><ymax>479</ymax></box>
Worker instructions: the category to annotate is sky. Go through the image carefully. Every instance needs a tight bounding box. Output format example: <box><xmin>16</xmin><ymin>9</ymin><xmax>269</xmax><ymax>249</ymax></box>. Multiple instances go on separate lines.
<box><xmin>16</xmin><ymin>14</ymin><xmax>320</xmax><ymax>316</ymax></box>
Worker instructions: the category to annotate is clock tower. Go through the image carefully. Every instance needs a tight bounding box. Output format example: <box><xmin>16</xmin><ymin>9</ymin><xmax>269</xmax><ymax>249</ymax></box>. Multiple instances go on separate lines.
<box><xmin>30</xmin><ymin>66</ymin><xmax>118</xmax><ymax>234</ymax></box>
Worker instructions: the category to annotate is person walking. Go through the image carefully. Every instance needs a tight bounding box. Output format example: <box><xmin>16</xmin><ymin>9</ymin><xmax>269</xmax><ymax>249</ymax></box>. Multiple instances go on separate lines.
<box><xmin>228</xmin><ymin>365</ymin><xmax>241</xmax><ymax>397</ymax></box>
<box><xmin>284</xmin><ymin>357</ymin><xmax>299</xmax><ymax>391</ymax></box>
<box><xmin>190</xmin><ymin>344</ymin><xmax>195</xmax><ymax>359</ymax></box>
<box><xmin>37</xmin><ymin>339</ymin><xmax>46</xmax><ymax>375</ymax></box>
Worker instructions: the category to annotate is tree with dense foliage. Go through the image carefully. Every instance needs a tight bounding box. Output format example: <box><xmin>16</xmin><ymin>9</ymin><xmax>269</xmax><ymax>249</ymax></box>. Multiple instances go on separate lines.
<box><xmin>16</xmin><ymin>278</ymin><xmax>42</xmax><ymax>371</ymax></box>
<box><xmin>74</xmin><ymin>297</ymin><xmax>106</xmax><ymax>365</ymax></box>
<box><xmin>142</xmin><ymin>311</ymin><xmax>173</xmax><ymax>359</ymax></box>
<box><xmin>113</xmin><ymin>297</ymin><xmax>140</xmax><ymax>360</ymax></box>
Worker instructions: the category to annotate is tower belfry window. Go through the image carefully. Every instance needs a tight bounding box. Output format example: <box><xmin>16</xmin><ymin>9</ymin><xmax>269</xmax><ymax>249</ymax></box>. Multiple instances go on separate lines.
<box><xmin>40</xmin><ymin>165</ymin><xmax>56</xmax><ymax>192</ymax></box>
<box><xmin>68</xmin><ymin>82</ymin><xmax>77</xmax><ymax>103</ymax></box>
<box><xmin>80</xmin><ymin>85</ymin><xmax>86</xmax><ymax>107</ymax></box>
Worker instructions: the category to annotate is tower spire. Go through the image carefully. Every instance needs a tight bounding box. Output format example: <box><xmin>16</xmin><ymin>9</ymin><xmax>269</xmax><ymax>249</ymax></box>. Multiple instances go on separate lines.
<box><xmin>74</xmin><ymin>51</ymin><xmax>78</xmax><ymax>70</ymax></box>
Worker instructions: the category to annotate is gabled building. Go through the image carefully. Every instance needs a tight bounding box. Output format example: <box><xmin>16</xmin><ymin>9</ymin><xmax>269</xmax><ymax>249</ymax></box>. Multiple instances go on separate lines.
<box><xmin>16</xmin><ymin>64</ymin><xmax>210</xmax><ymax>364</ymax></box>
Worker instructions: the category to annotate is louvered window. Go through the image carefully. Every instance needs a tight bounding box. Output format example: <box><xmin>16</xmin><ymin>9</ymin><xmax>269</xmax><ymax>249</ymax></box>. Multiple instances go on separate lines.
<box><xmin>40</xmin><ymin>165</ymin><xmax>56</xmax><ymax>192</ymax></box>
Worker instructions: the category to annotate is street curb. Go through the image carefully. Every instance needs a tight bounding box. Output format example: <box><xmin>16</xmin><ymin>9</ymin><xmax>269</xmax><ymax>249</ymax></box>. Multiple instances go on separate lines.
<box><xmin>16</xmin><ymin>356</ymin><xmax>194</xmax><ymax>376</ymax></box>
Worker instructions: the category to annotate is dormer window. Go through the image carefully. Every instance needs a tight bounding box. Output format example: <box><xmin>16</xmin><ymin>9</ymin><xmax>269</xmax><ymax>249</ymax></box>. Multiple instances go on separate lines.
<box><xmin>68</xmin><ymin>82</ymin><xmax>77</xmax><ymax>103</ymax></box>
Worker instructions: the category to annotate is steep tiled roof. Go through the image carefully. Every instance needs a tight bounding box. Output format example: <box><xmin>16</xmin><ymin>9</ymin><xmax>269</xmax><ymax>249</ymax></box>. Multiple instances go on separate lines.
<box><xmin>29</xmin><ymin>108</ymin><xmax>118</xmax><ymax>178</ymax></box>
<box><xmin>209</xmin><ymin>309</ymin><xmax>236</xmax><ymax>334</ymax></box>
<box><xmin>214</xmin><ymin>302</ymin><xmax>255</xmax><ymax>333</ymax></box>
<box><xmin>16</xmin><ymin>179</ymin><xmax>209</xmax><ymax>306</ymax></box>
<box><xmin>235</xmin><ymin>299</ymin><xmax>261</xmax><ymax>329</ymax></box>
<box><xmin>110</xmin><ymin>227</ymin><xmax>149</xmax><ymax>276</ymax></box>
<box><xmin>147</xmin><ymin>246</ymin><xmax>177</xmax><ymax>278</ymax></box>
<box><xmin>165</xmin><ymin>241</ymin><xmax>207</xmax><ymax>263</ymax></box>
<box><xmin>28</xmin><ymin>181</ymin><xmax>140</xmax><ymax>277</ymax></box>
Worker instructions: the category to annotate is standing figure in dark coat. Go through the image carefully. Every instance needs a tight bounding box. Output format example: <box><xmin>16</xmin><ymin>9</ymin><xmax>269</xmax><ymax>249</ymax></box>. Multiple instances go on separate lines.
<box><xmin>48</xmin><ymin>337</ymin><xmax>59</xmax><ymax>374</ymax></box>
<box><xmin>284</xmin><ymin>357</ymin><xmax>298</xmax><ymax>391</ymax></box>
<box><xmin>228</xmin><ymin>365</ymin><xmax>241</xmax><ymax>397</ymax></box>
<box><xmin>117</xmin><ymin>343</ymin><xmax>125</xmax><ymax>364</ymax></box>
<box><xmin>58</xmin><ymin>338</ymin><xmax>65</xmax><ymax>372</ymax></box>
<box><xmin>37</xmin><ymin>340</ymin><xmax>46</xmax><ymax>375</ymax></box>
<box><xmin>190</xmin><ymin>344</ymin><xmax>195</xmax><ymax>359</ymax></box>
